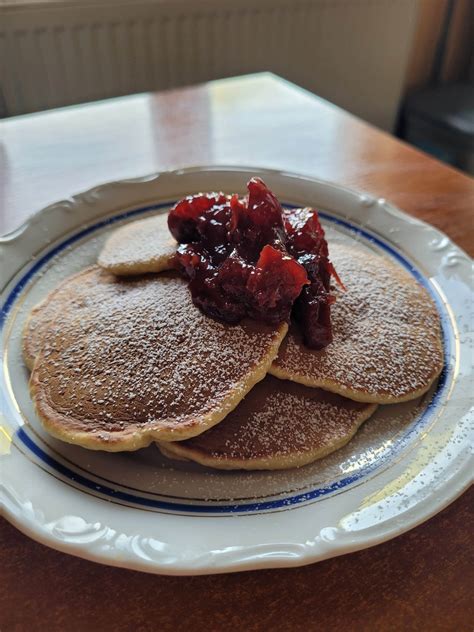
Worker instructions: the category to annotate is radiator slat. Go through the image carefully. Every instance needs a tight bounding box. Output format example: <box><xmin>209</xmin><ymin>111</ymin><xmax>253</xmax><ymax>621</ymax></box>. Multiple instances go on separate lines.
<box><xmin>0</xmin><ymin>0</ymin><xmax>419</xmax><ymax>129</ymax></box>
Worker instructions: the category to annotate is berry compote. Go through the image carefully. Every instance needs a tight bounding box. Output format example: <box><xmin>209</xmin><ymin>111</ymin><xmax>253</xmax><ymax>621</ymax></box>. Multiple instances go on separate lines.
<box><xmin>168</xmin><ymin>177</ymin><xmax>340</xmax><ymax>349</ymax></box>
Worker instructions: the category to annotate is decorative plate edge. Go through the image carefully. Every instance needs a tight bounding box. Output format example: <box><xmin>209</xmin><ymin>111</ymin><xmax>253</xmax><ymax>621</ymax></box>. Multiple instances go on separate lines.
<box><xmin>2</xmin><ymin>467</ymin><xmax>471</xmax><ymax>575</ymax></box>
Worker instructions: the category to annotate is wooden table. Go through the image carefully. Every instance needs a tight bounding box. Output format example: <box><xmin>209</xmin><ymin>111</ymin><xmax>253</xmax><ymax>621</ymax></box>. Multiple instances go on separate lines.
<box><xmin>1</xmin><ymin>73</ymin><xmax>473</xmax><ymax>631</ymax></box>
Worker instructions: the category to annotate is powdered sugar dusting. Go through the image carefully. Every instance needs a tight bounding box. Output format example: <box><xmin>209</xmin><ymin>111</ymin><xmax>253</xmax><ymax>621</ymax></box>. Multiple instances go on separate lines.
<box><xmin>24</xmin><ymin>268</ymin><xmax>102</xmax><ymax>366</ymax></box>
<box><xmin>31</xmin><ymin>268</ymin><xmax>286</xmax><ymax>443</ymax></box>
<box><xmin>272</xmin><ymin>244</ymin><xmax>444</xmax><ymax>400</ymax></box>
<box><xmin>182</xmin><ymin>376</ymin><xmax>373</xmax><ymax>461</ymax></box>
<box><xmin>98</xmin><ymin>214</ymin><xmax>176</xmax><ymax>272</ymax></box>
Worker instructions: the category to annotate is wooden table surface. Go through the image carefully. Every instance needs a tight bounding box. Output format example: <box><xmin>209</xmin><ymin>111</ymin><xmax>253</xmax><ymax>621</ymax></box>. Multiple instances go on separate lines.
<box><xmin>1</xmin><ymin>73</ymin><xmax>473</xmax><ymax>631</ymax></box>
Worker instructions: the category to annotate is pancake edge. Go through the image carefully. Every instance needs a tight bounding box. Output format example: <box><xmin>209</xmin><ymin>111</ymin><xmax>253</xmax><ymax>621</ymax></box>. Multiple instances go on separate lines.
<box><xmin>28</xmin><ymin>321</ymin><xmax>289</xmax><ymax>451</ymax></box>
<box><xmin>22</xmin><ymin>266</ymin><xmax>101</xmax><ymax>371</ymax></box>
<box><xmin>268</xmin><ymin>353</ymin><xmax>444</xmax><ymax>404</ymax></box>
<box><xmin>97</xmin><ymin>215</ymin><xmax>177</xmax><ymax>276</ymax></box>
<box><xmin>97</xmin><ymin>255</ymin><xmax>176</xmax><ymax>276</ymax></box>
<box><xmin>156</xmin><ymin>402</ymin><xmax>378</xmax><ymax>470</ymax></box>
<box><xmin>23</xmin><ymin>304</ymin><xmax>46</xmax><ymax>371</ymax></box>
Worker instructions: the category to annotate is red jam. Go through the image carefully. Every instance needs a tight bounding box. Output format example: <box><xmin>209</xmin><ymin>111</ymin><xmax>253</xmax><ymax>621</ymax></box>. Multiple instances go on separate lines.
<box><xmin>168</xmin><ymin>178</ymin><xmax>339</xmax><ymax>349</ymax></box>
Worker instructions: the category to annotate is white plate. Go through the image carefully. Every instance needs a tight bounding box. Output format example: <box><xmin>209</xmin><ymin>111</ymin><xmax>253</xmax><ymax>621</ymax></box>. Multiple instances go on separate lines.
<box><xmin>1</xmin><ymin>166</ymin><xmax>472</xmax><ymax>575</ymax></box>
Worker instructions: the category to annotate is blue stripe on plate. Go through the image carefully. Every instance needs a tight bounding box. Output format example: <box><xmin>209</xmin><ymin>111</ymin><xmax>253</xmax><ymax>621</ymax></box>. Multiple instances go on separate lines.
<box><xmin>1</xmin><ymin>202</ymin><xmax>452</xmax><ymax>515</ymax></box>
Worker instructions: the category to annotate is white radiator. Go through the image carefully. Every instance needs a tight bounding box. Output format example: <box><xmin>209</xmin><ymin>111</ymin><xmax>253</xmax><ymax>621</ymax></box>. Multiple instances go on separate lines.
<box><xmin>0</xmin><ymin>0</ymin><xmax>419</xmax><ymax>129</ymax></box>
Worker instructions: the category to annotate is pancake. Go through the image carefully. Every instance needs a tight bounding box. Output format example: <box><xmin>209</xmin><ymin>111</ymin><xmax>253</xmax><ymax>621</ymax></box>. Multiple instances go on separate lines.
<box><xmin>23</xmin><ymin>268</ymin><xmax>100</xmax><ymax>370</ymax></box>
<box><xmin>270</xmin><ymin>243</ymin><xmax>444</xmax><ymax>403</ymax></box>
<box><xmin>24</xmin><ymin>296</ymin><xmax>59</xmax><ymax>371</ymax></box>
<box><xmin>27</xmin><ymin>267</ymin><xmax>288</xmax><ymax>450</ymax></box>
<box><xmin>98</xmin><ymin>213</ymin><xmax>176</xmax><ymax>275</ymax></box>
<box><xmin>158</xmin><ymin>376</ymin><xmax>377</xmax><ymax>470</ymax></box>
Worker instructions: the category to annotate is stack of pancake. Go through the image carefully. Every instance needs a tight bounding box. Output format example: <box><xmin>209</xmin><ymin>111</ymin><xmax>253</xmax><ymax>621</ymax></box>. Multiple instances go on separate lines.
<box><xmin>23</xmin><ymin>212</ymin><xmax>444</xmax><ymax>470</ymax></box>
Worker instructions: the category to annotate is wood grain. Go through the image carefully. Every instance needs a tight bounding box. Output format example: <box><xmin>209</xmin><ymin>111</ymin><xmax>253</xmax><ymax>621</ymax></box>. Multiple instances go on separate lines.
<box><xmin>1</xmin><ymin>488</ymin><xmax>473</xmax><ymax>632</ymax></box>
<box><xmin>1</xmin><ymin>73</ymin><xmax>473</xmax><ymax>631</ymax></box>
<box><xmin>1</xmin><ymin>73</ymin><xmax>473</xmax><ymax>252</ymax></box>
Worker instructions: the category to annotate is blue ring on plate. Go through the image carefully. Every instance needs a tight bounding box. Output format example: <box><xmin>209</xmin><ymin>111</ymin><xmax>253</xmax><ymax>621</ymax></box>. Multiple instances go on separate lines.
<box><xmin>1</xmin><ymin>202</ymin><xmax>452</xmax><ymax>515</ymax></box>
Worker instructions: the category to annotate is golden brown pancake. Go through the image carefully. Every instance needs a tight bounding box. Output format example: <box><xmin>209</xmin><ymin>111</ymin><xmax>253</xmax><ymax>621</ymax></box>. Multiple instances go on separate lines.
<box><xmin>158</xmin><ymin>376</ymin><xmax>377</xmax><ymax>470</ymax></box>
<box><xmin>98</xmin><ymin>213</ymin><xmax>176</xmax><ymax>275</ymax></box>
<box><xmin>23</xmin><ymin>268</ymin><xmax>100</xmax><ymax>370</ymax></box>
<box><xmin>27</xmin><ymin>267</ymin><xmax>288</xmax><ymax>450</ymax></box>
<box><xmin>270</xmin><ymin>243</ymin><xmax>444</xmax><ymax>403</ymax></box>
<box><xmin>23</xmin><ymin>297</ymin><xmax>59</xmax><ymax>371</ymax></box>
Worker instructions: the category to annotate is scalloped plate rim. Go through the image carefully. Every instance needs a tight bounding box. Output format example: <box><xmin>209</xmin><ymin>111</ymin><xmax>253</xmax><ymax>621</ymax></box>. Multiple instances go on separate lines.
<box><xmin>1</xmin><ymin>165</ymin><xmax>472</xmax><ymax>575</ymax></box>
